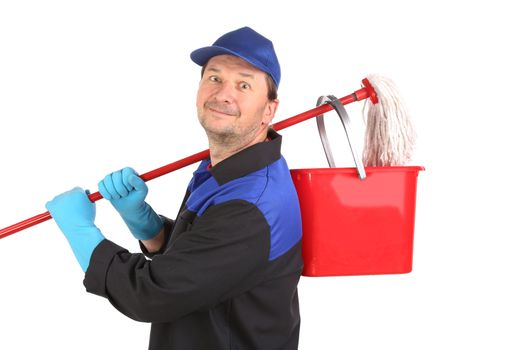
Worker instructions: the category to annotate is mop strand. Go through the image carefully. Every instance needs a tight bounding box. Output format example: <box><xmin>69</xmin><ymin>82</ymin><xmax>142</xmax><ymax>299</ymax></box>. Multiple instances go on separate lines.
<box><xmin>362</xmin><ymin>75</ymin><xmax>416</xmax><ymax>167</ymax></box>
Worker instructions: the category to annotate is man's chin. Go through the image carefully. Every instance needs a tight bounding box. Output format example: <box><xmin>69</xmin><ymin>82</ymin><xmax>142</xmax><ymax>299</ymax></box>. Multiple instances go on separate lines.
<box><xmin>202</xmin><ymin>124</ymin><xmax>236</xmax><ymax>141</ymax></box>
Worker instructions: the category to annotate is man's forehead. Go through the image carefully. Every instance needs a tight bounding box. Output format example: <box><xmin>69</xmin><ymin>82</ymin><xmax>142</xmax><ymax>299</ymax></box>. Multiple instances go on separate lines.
<box><xmin>205</xmin><ymin>55</ymin><xmax>263</xmax><ymax>76</ymax></box>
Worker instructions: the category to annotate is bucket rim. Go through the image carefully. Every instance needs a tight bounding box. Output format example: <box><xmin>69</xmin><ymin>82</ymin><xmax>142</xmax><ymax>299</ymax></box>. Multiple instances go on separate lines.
<box><xmin>290</xmin><ymin>166</ymin><xmax>425</xmax><ymax>174</ymax></box>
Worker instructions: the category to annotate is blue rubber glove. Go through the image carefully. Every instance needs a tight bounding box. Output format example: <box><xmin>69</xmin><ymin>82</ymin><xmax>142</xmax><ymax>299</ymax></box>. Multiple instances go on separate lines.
<box><xmin>46</xmin><ymin>187</ymin><xmax>105</xmax><ymax>272</ymax></box>
<box><xmin>98</xmin><ymin>167</ymin><xmax>162</xmax><ymax>241</ymax></box>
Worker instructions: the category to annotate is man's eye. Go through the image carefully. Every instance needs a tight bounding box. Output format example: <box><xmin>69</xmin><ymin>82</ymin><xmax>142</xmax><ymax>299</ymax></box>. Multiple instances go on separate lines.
<box><xmin>240</xmin><ymin>82</ymin><xmax>250</xmax><ymax>89</ymax></box>
<box><xmin>209</xmin><ymin>76</ymin><xmax>220</xmax><ymax>82</ymax></box>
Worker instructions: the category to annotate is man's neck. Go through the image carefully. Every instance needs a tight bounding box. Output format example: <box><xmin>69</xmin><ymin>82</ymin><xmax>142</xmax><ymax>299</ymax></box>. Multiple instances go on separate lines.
<box><xmin>208</xmin><ymin>129</ymin><xmax>268</xmax><ymax>166</ymax></box>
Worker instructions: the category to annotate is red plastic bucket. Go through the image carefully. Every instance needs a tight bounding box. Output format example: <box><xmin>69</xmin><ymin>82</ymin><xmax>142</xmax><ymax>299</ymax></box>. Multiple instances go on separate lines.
<box><xmin>291</xmin><ymin>166</ymin><xmax>424</xmax><ymax>276</ymax></box>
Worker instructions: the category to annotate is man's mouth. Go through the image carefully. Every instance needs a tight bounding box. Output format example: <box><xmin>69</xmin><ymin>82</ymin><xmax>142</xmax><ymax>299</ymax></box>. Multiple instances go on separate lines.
<box><xmin>205</xmin><ymin>102</ymin><xmax>240</xmax><ymax>117</ymax></box>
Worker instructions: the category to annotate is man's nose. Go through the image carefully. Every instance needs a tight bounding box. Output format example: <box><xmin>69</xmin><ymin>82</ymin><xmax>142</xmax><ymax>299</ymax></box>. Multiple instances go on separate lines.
<box><xmin>213</xmin><ymin>81</ymin><xmax>236</xmax><ymax>103</ymax></box>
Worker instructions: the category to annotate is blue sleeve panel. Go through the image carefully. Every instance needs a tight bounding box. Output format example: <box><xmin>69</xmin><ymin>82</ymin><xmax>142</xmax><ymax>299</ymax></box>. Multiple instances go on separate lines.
<box><xmin>186</xmin><ymin>156</ymin><xmax>302</xmax><ymax>261</ymax></box>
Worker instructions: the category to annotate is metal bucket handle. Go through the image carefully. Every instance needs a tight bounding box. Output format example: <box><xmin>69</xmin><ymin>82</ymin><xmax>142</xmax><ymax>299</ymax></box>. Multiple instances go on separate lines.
<box><xmin>316</xmin><ymin>95</ymin><xmax>366</xmax><ymax>180</ymax></box>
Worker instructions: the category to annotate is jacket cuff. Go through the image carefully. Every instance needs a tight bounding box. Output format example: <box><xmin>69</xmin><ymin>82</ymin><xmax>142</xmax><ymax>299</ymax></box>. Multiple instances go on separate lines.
<box><xmin>139</xmin><ymin>215</ymin><xmax>173</xmax><ymax>258</ymax></box>
<box><xmin>83</xmin><ymin>239</ymin><xmax>128</xmax><ymax>298</ymax></box>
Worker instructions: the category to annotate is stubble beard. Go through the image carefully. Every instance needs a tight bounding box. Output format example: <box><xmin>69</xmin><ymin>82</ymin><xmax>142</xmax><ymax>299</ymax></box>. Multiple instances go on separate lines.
<box><xmin>201</xmin><ymin>117</ymin><xmax>261</xmax><ymax>149</ymax></box>
<box><xmin>199</xmin><ymin>101</ymin><xmax>262</xmax><ymax>148</ymax></box>
<box><xmin>199</xmin><ymin>102</ymin><xmax>238</xmax><ymax>146</ymax></box>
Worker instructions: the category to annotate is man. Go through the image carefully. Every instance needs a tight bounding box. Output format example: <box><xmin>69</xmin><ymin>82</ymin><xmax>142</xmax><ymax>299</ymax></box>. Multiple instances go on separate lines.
<box><xmin>45</xmin><ymin>27</ymin><xmax>303</xmax><ymax>349</ymax></box>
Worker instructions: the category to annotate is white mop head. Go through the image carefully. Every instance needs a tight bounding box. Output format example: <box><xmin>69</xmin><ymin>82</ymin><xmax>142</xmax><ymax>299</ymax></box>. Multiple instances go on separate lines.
<box><xmin>362</xmin><ymin>74</ymin><xmax>416</xmax><ymax>167</ymax></box>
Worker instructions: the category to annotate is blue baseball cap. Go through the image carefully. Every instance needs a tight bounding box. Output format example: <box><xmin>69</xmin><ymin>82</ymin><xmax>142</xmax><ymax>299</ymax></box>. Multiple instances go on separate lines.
<box><xmin>190</xmin><ymin>26</ymin><xmax>281</xmax><ymax>88</ymax></box>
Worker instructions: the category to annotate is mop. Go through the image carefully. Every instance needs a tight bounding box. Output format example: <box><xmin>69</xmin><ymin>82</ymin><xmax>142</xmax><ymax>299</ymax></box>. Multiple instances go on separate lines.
<box><xmin>362</xmin><ymin>74</ymin><xmax>416</xmax><ymax>167</ymax></box>
<box><xmin>0</xmin><ymin>75</ymin><xmax>414</xmax><ymax>239</ymax></box>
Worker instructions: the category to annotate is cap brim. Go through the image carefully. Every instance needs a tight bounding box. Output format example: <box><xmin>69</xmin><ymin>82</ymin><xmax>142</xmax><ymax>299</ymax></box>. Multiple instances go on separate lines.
<box><xmin>191</xmin><ymin>46</ymin><xmax>239</xmax><ymax>66</ymax></box>
<box><xmin>190</xmin><ymin>46</ymin><xmax>267</xmax><ymax>76</ymax></box>
<box><xmin>190</xmin><ymin>45</ymin><xmax>278</xmax><ymax>87</ymax></box>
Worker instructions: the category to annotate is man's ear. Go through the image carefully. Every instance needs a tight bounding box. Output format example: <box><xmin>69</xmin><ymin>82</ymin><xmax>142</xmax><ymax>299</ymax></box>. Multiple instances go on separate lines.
<box><xmin>262</xmin><ymin>99</ymin><xmax>279</xmax><ymax>125</ymax></box>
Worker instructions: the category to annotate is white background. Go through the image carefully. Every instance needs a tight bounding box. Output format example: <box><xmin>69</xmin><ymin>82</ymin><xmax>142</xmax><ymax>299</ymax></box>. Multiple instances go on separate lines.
<box><xmin>1</xmin><ymin>1</ymin><xmax>524</xmax><ymax>349</ymax></box>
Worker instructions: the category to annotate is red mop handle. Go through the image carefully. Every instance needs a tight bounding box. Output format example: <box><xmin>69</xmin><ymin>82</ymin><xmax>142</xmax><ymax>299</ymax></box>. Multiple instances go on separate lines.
<box><xmin>0</xmin><ymin>78</ymin><xmax>377</xmax><ymax>240</ymax></box>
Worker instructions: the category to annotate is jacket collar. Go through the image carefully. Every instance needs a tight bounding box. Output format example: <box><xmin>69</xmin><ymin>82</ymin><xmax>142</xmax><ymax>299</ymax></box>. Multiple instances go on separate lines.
<box><xmin>210</xmin><ymin>129</ymin><xmax>282</xmax><ymax>185</ymax></box>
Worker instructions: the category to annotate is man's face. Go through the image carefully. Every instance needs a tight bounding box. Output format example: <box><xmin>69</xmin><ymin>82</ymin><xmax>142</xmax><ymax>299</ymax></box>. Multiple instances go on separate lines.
<box><xmin>196</xmin><ymin>55</ymin><xmax>278</xmax><ymax>145</ymax></box>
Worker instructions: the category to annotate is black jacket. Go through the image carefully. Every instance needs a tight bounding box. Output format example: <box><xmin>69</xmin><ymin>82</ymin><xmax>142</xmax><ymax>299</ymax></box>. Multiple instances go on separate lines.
<box><xmin>84</xmin><ymin>130</ymin><xmax>303</xmax><ymax>349</ymax></box>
